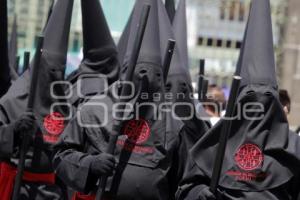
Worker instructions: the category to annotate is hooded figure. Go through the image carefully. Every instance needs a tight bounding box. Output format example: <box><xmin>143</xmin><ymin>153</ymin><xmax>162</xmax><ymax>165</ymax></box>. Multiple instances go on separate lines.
<box><xmin>0</xmin><ymin>0</ymin><xmax>12</xmax><ymax>97</ymax></box>
<box><xmin>172</xmin><ymin>0</ymin><xmax>210</xmax><ymax>123</ymax></box>
<box><xmin>176</xmin><ymin>0</ymin><xmax>300</xmax><ymax>199</ymax></box>
<box><xmin>161</xmin><ymin>0</ymin><xmax>209</xmax><ymax>142</ymax></box>
<box><xmin>66</xmin><ymin>0</ymin><xmax>119</xmax><ymax>107</ymax></box>
<box><xmin>53</xmin><ymin>0</ymin><xmax>197</xmax><ymax>199</ymax></box>
<box><xmin>0</xmin><ymin>0</ymin><xmax>73</xmax><ymax>199</ymax></box>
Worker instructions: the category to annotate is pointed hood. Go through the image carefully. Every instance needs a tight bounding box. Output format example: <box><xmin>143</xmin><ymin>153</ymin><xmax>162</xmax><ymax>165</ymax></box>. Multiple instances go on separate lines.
<box><xmin>165</xmin><ymin>0</ymin><xmax>176</xmax><ymax>22</ymax></box>
<box><xmin>45</xmin><ymin>0</ymin><xmax>55</xmax><ymax>27</ymax></box>
<box><xmin>9</xmin><ymin>14</ymin><xmax>19</xmax><ymax>79</ymax></box>
<box><xmin>82</xmin><ymin>0</ymin><xmax>117</xmax><ymax>61</ymax></box>
<box><xmin>237</xmin><ymin>0</ymin><xmax>277</xmax><ymax>88</ymax></box>
<box><xmin>180</xmin><ymin>0</ymin><xmax>297</xmax><ymax>194</ymax></box>
<box><xmin>42</xmin><ymin>0</ymin><xmax>72</xmax><ymax>58</ymax></box>
<box><xmin>157</xmin><ymin>0</ymin><xmax>191</xmax><ymax>87</ymax></box>
<box><xmin>172</xmin><ymin>0</ymin><xmax>189</xmax><ymax>69</ymax></box>
<box><xmin>66</xmin><ymin>0</ymin><xmax>119</xmax><ymax>104</ymax></box>
<box><xmin>0</xmin><ymin>0</ymin><xmax>11</xmax><ymax>97</ymax></box>
<box><xmin>0</xmin><ymin>0</ymin><xmax>74</xmax><ymax>145</ymax></box>
<box><xmin>33</xmin><ymin>0</ymin><xmax>74</xmax><ymax>144</ymax></box>
<box><xmin>117</xmin><ymin>11</ymin><xmax>133</xmax><ymax>67</ymax></box>
<box><xmin>78</xmin><ymin>0</ymin><xmax>185</xmax><ymax>171</ymax></box>
<box><xmin>123</xmin><ymin>0</ymin><xmax>162</xmax><ymax>69</ymax></box>
<box><xmin>158</xmin><ymin>0</ymin><xmax>208</xmax><ymax>133</ymax></box>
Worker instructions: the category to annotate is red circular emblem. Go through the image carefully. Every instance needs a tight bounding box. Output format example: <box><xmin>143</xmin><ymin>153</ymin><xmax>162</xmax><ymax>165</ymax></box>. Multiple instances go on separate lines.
<box><xmin>235</xmin><ymin>143</ymin><xmax>263</xmax><ymax>171</ymax></box>
<box><xmin>123</xmin><ymin>119</ymin><xmax>150</xmax><ymax>144</ymax></box>
<box><xmin>43</xmin><ymin>112</ymin><xmax>65</xmax><ymax>135</ymax></box>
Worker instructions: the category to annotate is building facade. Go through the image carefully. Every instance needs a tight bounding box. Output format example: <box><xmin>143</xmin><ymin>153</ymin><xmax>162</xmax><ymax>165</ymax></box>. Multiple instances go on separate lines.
<box><xmin>8</xmin><ymin>0</ymin><xmax>52</xmax><ymax>49</ymax></box>
<box><xmin>7</xmin><ymin>0</ymin><xmax>134</xmax><ymax>52</ymax></box>
<box><xmin>279</xmin><ymin>0</ymin><xmax>300</xmax><ymax>127</ymax></box>
<box><xmin>187</xmin><ymin>0</ymin><xmax>287</xmax><ymax>87</ymax></box>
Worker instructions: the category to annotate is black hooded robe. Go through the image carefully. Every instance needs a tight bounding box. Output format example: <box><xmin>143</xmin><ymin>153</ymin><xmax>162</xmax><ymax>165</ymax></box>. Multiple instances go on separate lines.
<box><xmin>0</xmin><ymin>76</ymin><xmax>66</xmax><ymax>200</ymax></box>
<box><xmin>53</xmin><ymin>85</ymin><xmax>194</xmax><ymax>200</ymax></box>
<box><xmin>177</xmin><ymin>0</ymin><xmax>300</xmax><ymax>198</ymax></box>
<box><xmin>176</xmin><ymin>86</ymin><xmax>300</xmax><ymax>200</ymax></box>
<box><xmin>0</xmin><ymin>0</ymin><xmax>73</xmax><ymax>198</ymax></box>
<box><xmin>54</xmin><ymin>0</ymin><xmax>201</xmax><ymax>199</ymax></box>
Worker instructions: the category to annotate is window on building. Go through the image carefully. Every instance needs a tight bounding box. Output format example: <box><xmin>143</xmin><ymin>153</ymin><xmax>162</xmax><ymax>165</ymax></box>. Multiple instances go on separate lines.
<box><xmin>236</xmin><ymin>41</ymin><xmax>242</xmax><ymax>49</ymax></box>
<box><xmin>238</xmin><ymin>1</ymin><xmax>245</xmax><ymax>21</ymax></box>
<box><xmin>217</xmin><ymin>39</ymin><xmax>223</xmax><ymax>47</ymax></box>
<box><xmin>197</xmin><ymin>37</ymin><xmax>204</xmax><ymax>46</ymax></box>
<box><xmin>229</xmin><ymin>1</ymin><xmax>236</xmax><ymax>21</ymax></box>
<box><xmin>220</xmin><ymin>1</ymin><xmax>226</xmax><ymax>20</ymax></box>
<box><xmin>72</xmin><ymin>32</ymin><xmax>80</xmax><ymax>52</ymax></box>
<box><xmin>20</xmin><ymin>7</ymin><xmax>28</xmax><ymax>15</ymax></box>
<box><xmin>207</xmin><ymin>38</ymin><xmax>213</xmax><ymax>46</ymax></box>
<box><xmin>226</xmin><ymin>40</ymin><xmax>232</xmax><ymax>48</ymax></box>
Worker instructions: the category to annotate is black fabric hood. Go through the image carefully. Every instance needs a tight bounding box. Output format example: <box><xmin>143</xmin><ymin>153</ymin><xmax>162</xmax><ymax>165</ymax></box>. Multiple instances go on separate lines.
<box><xmin>77</xmin><ymin>0</ymin><xmax>185</xmax><ymax>173</ymax></box>
<box><xmin>188</xmin><ymin>0</ymin><xmax>297</xmax><ymax>192</ymax></box>
<box><xmin>67</xmin><ymin>0</ymin><xmax>119</xmax><ymax>103</ymax></box>
<box><xmin>123</xmin><ymin>0</ymin><xmax>162</xmax><ymax>69</ymax></box>
<box><xmin>0</xmin><ymin>0</ymin><xmax>74</xmax><ymax>145</ymax></box>
<box><xmin>158</xmin><ymin>0</ymin><xmax>208</xmax><ymax>121</ymax></box>
<box><xmin>120</xmin><ymin>0</ymin><xmax>164</xmax><ymax>108</ymax></box>
<box><xmin>236</xmin><ymin>0</ymin><xmax>277</xmax><ymax>88</ymax></box>
<box><xmin>190</xmin><ymin>85</ymin><xmax>296</xmax><ymax>191</ymax></box>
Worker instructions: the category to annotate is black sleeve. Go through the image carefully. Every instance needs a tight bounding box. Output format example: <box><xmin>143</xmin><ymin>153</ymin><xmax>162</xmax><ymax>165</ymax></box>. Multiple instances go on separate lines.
<box><xmin>175</xmin><ymin>157</ymin><xmax>211</xmax><ymax>200</ymax></box>
<box><xmin>53</xmin><ymin>116</ymin><xmax>97</xmax><ymax>193</ymax></box>
<box><xmin>0</xmin><ymin>123</ymin><xmax>16</xmax><ymax>156</ymax></box>
<box><xmin>177</xmin><ymin>161</ymin><xmax>213</xmax><ymax>199</ymax></box>
<box><xmin>0</xmin><ymin>108</ymin><xmax>16</xmax><ymax>157</ymax></box>
<box><xmin>169</xmin><ymin>128</ymin><xmax>206</xmax><ymax>199</ymax></box>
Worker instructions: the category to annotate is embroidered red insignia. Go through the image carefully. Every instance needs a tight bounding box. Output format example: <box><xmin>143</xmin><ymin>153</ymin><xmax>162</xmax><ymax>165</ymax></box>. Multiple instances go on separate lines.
<box><xmin>123</xmin><ymin>119</ymin><xmax>150</xmax><ymax>144</ymax></box>
<box><xmin>235</xmin><ymin>143</ymin><xmax>263</xmax><ymax>171</ymax></box>
<box><xmin>43</xmin><ymin>112</ymin><xmax>65</xmax><ymax>136</ymax></box>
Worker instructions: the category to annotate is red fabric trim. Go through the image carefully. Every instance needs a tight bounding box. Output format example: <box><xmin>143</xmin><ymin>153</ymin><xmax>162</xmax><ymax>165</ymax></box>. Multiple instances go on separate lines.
<box><xmin>72</xmin><ymin>192</ymin><xmax>96</xmax><ymax>200</ymax></box>
<box><xmin>0</xmin><ymin>162</ymin><xmax>55</xmax><ymax>200</ymax></box>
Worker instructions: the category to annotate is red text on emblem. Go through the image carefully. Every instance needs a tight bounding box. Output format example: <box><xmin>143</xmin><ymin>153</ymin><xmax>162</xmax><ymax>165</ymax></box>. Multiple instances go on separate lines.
<box><xmin>235</xmin><ymin>143</ymin><xmax>263</xmax><ymax>171</ymax></box>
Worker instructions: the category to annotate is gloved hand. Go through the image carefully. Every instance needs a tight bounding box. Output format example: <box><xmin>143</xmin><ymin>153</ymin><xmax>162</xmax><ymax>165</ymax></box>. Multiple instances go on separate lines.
<box><xmin>13</xmin><ymin>112</ymin><xmax>36</xmax><ymax>143</ymax></box>
<box><xmin>198</xmin><ymin>187</ymin><xmax>216</xmax><ymax>200</ymax></box>
<box><xmin>90</xmin><ymin>153</ymin><xmax>116</xmax><ymax>177</ymax></box>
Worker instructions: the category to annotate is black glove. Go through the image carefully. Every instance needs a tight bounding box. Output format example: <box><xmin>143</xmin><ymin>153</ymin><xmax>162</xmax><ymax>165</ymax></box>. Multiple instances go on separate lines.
<box><xmin>198</xmin><ymin>187</ymin><xmax>216</xmax><ymax>200</ymax></box>
<box><xmin>13</xmin><ymin>112</ymin><xmax>36</xmax><ymax>143</ymax></box>
<box><xmin>90</xmin><ymin>153</ymin><xmax>116</xmax><ymax>177</ymax></box>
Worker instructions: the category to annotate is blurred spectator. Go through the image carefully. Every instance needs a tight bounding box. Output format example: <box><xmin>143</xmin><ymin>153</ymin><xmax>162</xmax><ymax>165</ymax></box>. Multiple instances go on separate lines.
<box><xmin>296</xmin><ymin>126</ymin><xmax>300</xmax><ymax>135</ymax></box>
<box><xmin>204</xmin><ymin>84</ymin><xmax>226</xmax><ymax>126</ymax></box>
<box><xmin>279</xmin><ymin>89</ymin><xmax>291</xmax><ymax>118</ymax></box>
<box><xmin>279</xmin><ymin>89</ymin><xmax>299</xmax><ymax>135</ymax></box>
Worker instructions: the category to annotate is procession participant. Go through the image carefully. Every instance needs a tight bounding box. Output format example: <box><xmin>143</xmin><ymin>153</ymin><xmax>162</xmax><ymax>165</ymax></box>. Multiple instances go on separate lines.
<box><xmin>66</xmin><ymin>0</ymin><xmax>120</xmax><ymax>107</ymax></box>
<box><xmin>0</xmin><ymin>0</ymin><xmax>74</xmax><ymax>199</ymax></box>
<box><xmin>176</xmin><ymin>0</ymin><xmax>300</xmax><ymax>199</ymax></box>
<box><xmin>163</xmin><ymin>0</ymin><xmax>209</xmax><ymax>143</ymax></box>
<box><xmin>53</xmin><ymin>0</ymin><xmax>198</xmax><ymax>199</ymax></box>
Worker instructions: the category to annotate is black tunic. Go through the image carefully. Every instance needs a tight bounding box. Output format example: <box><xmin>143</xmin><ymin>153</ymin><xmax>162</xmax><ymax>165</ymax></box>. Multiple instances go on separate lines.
<box><xmin>0</xmin><ymin>72</ymin><xmax>67</xmax><ymax>200</ymax></box>
<box><xmin>53</xmin><ymin>86</ymin><xmax>198</xmax><ymax>200</ymax></box>
<box><xmin>176</xmin><ymin>85</ymin><xmax>300</xmax><ymax>200</ymax></box>
<box><xmin>0</xmin><ymin>115</ymin><xmax>67</xmax><ymax>200</ymax></box>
